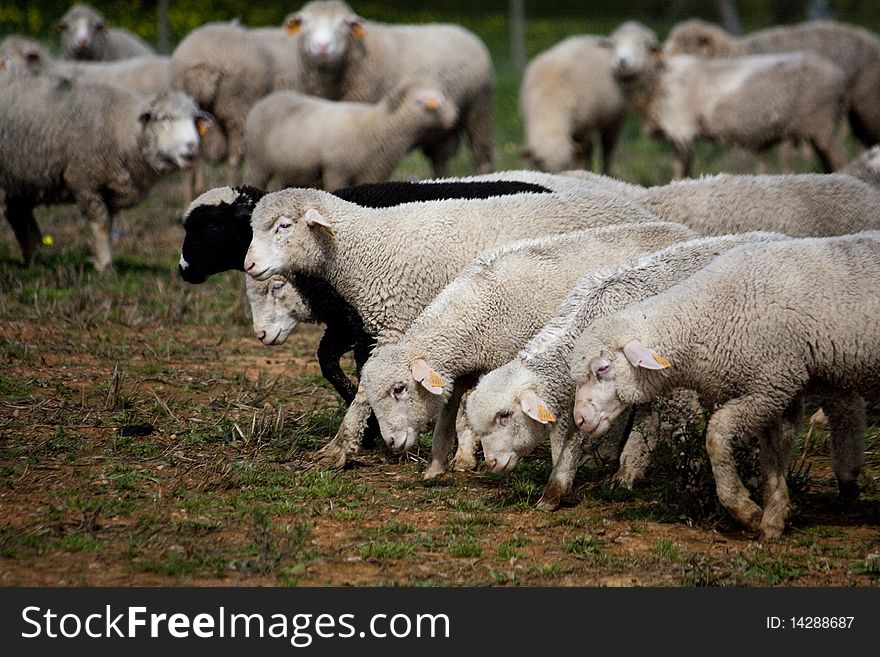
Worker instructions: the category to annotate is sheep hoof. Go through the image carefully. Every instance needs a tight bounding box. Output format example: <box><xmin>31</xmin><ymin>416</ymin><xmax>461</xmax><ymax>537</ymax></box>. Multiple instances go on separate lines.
<box><xmin>314</xmin><ymin>440</ymin><xmax>349</xmax><ymax>470</ymax></box>
<box><xmin>536</xmin><ymin>484</ymin><xmax>564</xmax><ymax>512</ymax></box>
<box><xmin>838</xmin><ymin>480</ymin><xmax>860</xmax><ymax>504</ymax></box>
<box><xmin>612</xmin><ymin>468</ymin><xmax>636</xmax><ymax>490</ymax></box>
<box><xmin>450</xmin><ymin>454</ymin><xmax>477</xmax><ymax>471</ymax></box>
<box><xmin>422</xmin><ymin>462</ymin><xmax>447</xmax><ymax>480</ymax></box>
<box><xmin>759</xmin><ymin>519</ymin><xmax>785</xmax><ymax>542</ymax></box>
<box><xmin>740</xmin><ymin>503</ymin><xmax>764</xmax><ymax>533</ymax></box>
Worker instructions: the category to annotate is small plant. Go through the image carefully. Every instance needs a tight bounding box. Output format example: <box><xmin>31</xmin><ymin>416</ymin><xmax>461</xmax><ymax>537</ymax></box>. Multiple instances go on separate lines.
<box><xmin>564</xmin><ymin>534</ymin><xmax>600</xmax><ymax>557</ymax></box>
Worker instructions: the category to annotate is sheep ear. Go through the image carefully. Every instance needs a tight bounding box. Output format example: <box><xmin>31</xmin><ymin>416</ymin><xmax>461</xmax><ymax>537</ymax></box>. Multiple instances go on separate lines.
<box><xmin>416</xmin><ymin>90</ymin><xmax>441</xmax><ymax>110</ymax></box>
<box><xmin>95</xmin><ymin>21</ymin><xmax>108</xmax><ymax>33</ymax></box>
<box><xmin>348</xmin><ymin>17</ymin><xmax>366</xmax><ymax>39</ymax></box>
<box><xmin>303</xmin><ymin>208</ymin><xmax>333</xmax><ymax>233</ymax></box>
<box><xmin>138</xmin><ymin>111</ymin><xmax>152</xmax><ymax>125</ymax></box>
<box><xmin>284</xmin><ymin>15</ymin><xmax>302</xmax><ymax>34</ymax></box>
<box><xmin>520</xmin><ymin>389</ymin><xmax>556</xmax><ymax>424</ymax></box>
<box><xmin>622</xmin><ymin>340</ymin><xmax>671</xmax><ymax>370</ymax></box>
<box><xmin>410</xmin><ymin>359</ymin><xmax>445</xmax><ymax>395</ymax></box>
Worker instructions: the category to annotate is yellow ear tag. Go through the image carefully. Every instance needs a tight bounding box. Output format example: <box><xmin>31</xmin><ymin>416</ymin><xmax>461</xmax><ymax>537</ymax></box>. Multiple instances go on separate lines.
<box><xmin>196</xmin><ymin>120</ymin><xmax>207</xmax><ymax>137</ymax></box>
<box><xmin>42</xmin><ymin>235</ymin><xmax>54</xmax><ymax>246</ymax></box>
<box><xmin>428</xmin><ymin>370</ymin><xmax>445</xmax><ymax>389</ymax></box>
<box><xmin>651</xmin><ymin>351</ymin><xmax>671</xmax><ymax>368</ymax></box>
<box><xmin>351</xmin><ymin>22</ymin><xmax>365</xmax><ymax>39</ymax></box>
<box><xmin>537</xmin><ymin>404</ymin><xmax>556</xmax><ymax>424</ymax></box>
<box><xmin>285</xmin><ymin>20</ymin><xmax>302</xmax><ymax>35</ymax></box>
<box><xmin>423</xmin><ymin>95</ymin><xmax>439</xmax><ymax>110</ymax></box>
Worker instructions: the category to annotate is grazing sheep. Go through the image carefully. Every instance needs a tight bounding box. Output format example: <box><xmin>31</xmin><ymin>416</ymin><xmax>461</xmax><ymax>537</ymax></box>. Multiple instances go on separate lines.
<box><xmin>665</xmin><ymin>18</ymin><xmax>880</xmax><ymax>146</ymax></box>
<box><xmin>0</xmin><ymin>73</ymin><xmax>208</xmax><ymax>270</ymax></box>
<box><xmin>285</xmin><ymin>0</ymin><xmax>494</xmax><ymax>176</ymax></box>
<box><xmin>56</xmin><ymin>4</ymin><xmax>153</xmax><ymax>61</ymax></box>
<box><xmin>171</xmin><ymin>22</ymin><xmax>274</xmax><ymax>199</ymax></box>
<box><xmin>569</xmin><ymin>232</ymin><xmax>880</xmax><ymax>538</ymax></box>
<box><xmin>244</xmin><ymin>176</ymin><xmax>660</xmax><ymax>467</ymax></box>
<box><xmin>561</xmin><ymin>169</ymin><xmax>880</xmax><ymax>237</ymax></box>
<box><xmin>180</xmin><ymin>179</ymin><xmax>556</xmax><ymax>405</ymax></box>
<box><xmin>520</xmin><ymin>35</ymin><xmax>626</xmax><ymax>174</ymax></box>
<box><xmin>608</xmin><ymin>21</ymin><xmax>847</xmax><ymax>177</ymax></box>
<box><xmin>842</xmin><ymin>145</ymin><xmax>880</xmax><ymax>189</ymax></box>
<box><xmin>249</xmin><ymin>26</ymin><xmax>301</xmax><ymax>91</ymax></box>
<box><xmin>360</xmin><ymin>222</ymin><xmax>695</xmax><ymax>478</ymax></box>
<box><xmin>245</xmin><ymin>85</ymin><xmax>458</xmax><ymax>190</ymax></box>
<box><xmin>466</xmin><ymin>232</ymin><xmax>787</xmax><ymax>510</ymax></box>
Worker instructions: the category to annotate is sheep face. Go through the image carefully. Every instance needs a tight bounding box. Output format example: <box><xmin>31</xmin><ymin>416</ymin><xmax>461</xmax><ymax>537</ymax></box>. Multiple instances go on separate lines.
<box><xmin>466</xmin><ymin>363</ymin><xmax>552</xmax><ymax>473</ymax></box>
<box><xmin>179</xmin><ymin>186</ymin><xmax>264</xmax><ymax>284</ymax></box>
<box><xmin>245</xmin><ymin>189</ymin><xmax>333</xmax><ymax>281</ymax></box>
<box><xmin>57</xmin><ymin>4</ymin><xmax>107</xmax><ymax>58</ymax></box>
<box><xmin>245</xmin><ymin>274</ymin><xmax>312</xmax><ymax>345</ymax></box>
<box><xmin>607</xmin><ymin>21</ymin><xmax>663</xmax><ymax>81</ymax></box>
<box><xmin>138</xmin><ymin>92</ymin><xmax>209</xmax><ymax>172</ymax></box>
<box><xmin>410</xmin><ymin>88</ymin><xmax>459</xmax><ymax>131</ymax></box>
<box><xmin>664</xmin><ymin>19</ymin><xmax>732</xmax><ymax>57</ymax></box>
<box><xmin>361</xmin><ymin>346</ymin><xmax>447</xmax><ymax>452</ymax></box>
<box><xmin>286</xmin><ymin>0</ymin><xmax>364</xmax><ymax>70</ymax></box>
<box><xmin>0</xmin><ymin>37</ymin><xmax>51</xmax><ymax>74</ymax></box>
<box><xmin>572</xmin><ymin>336</ymin><xmax>670</xmax><ymax>438</ymax></box>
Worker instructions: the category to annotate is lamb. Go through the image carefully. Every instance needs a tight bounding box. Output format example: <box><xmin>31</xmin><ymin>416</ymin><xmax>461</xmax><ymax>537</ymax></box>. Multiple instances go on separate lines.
<box><xmin>560</xmin><ymin>168</ymin><xmax>880</xmax><ymax>237</ymax></box>
<box><xmin>171</xmin><ymin>22</ymin><xmax>275</xmax><ymax>199</ymax></box>
<box><xmin>180</xmin><ymin>179</ymin><xmax>558</xmax><ymax>405</ymax></box>
<box><xmin>359</xmin><ymin>222</ymin><xmax>695</xmax><ymax>479</ymax></box>
<box><xmin>285</xmin><ymin>0</ymin><xmax>494</xmax><ymax>176</ymax></box>
<box><xmin>244</xmin><ymin>173</ymin><xmax>661</xmax><ymax>467</ymax></box>
<box><xmin>520</xmin><ymin>35</ymin><xmax>626</xmax><ymax>174</ymax></box>
<box><xmin>0</xmin><ymin>36</ymin><xmax>53</xmax><ymax>74</ymax></box>
<box><xmin>245</xmin><ymin>85</ymin><xmax>458</xmax><ymax>190</ymax></box>
<box><xmin>664</xmin><ymin>18</ymin><xmax>880</xmax><ymax>146</ymax></box>
<box><xmin>608</xmin><ymin>21</ymin><xmax>847</xmax><ymax>177</ymax></box>
<box><xmin>569</xmin><ymin>232</ymin><xmax>880</xmax><ymax>538</ymax></box>
<box><xmin>56</xmin><ymin>4</ymin><xmax>154</xmax><ymax>61</ymax></box>
<box><xmin>466</xmin><ymin>231</ymin><xmax>787</xmax><ymax>510</ymax></box>
<box><xmin>0</xmin><ymin>73</ymin><xmax>208</xmax><ymax>270</ymax></box>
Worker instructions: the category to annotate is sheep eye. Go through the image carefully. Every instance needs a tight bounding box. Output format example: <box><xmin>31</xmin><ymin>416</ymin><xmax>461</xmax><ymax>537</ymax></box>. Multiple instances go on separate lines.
<box><xmin>390</xmin><ymin>383</ymin><xmax>407</xmax><ymax>399</ymax></box>
<box><xmin>496</xmin><ymin>411</ymin><xmax>511</xmax><ymax>426</ymax></box>
<box><xmin>275</xmin><ymin>218</ymin><xmax>293</xmax><ymax>233</ymax></box>
<box><xmin>270</xmin><ymin>281</ymin><xmax>286</xmax><ymax>296</ymax></box>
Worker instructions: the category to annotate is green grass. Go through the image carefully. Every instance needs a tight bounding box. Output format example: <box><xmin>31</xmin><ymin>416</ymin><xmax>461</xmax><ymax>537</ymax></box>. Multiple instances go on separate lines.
<box><xmin>358</xmin><ymin>540</ymin><xmax>417</xmax><ymax>560</ymax></box>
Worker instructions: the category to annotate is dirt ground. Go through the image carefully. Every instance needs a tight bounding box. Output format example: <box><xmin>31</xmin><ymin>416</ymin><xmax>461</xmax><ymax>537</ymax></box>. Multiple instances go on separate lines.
<box><xmin>1</xmin><ymin>175</ymin><xmax>878</xmax><ymax>587</ymax></box>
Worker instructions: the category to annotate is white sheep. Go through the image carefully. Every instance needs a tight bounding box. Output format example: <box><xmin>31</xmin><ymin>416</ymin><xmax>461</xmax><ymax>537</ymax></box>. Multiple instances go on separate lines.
<box><xmin>0</xmin><ymin>73</ymin><xmax>209</xmax><ymax>270</ymax></box>
<box><xmin>520</xmin><ymin>35</ymin><xmax>626</xmax><ymax>174</ymax></box>
<box><xmin>560</xmin><ymin>169</ymin><xmax>880</xmax><ymax>237</ymax></box>
<box><xmin>359</xmin><ymin>222</ymin><xmax>696</xmax><ymax>479</ymax></box>
<box><xmin>842</xmin><ymin>145</ymin><xmax>880</xmax><ymax>189</ymax></box>
<box><xmin>608</xmin><ymin>21</ymin><xmax>848</xmax><ymax>177</ymax></box>
<box><xmin>466</xmin><ymin>231</ymin><xmax>787</xmax><ymax>509</ymax></box>
<box><xmin>245</xmin><ymin>85</ymin><xmax>458</xmax><ymax>190</ymax></box>
<box><xmin>569</xmin><ymin>232</ymin><xmax>880</xmax><ymax>538</ymax></box>
<box><xmin>56</xmin><ymin>4</ymin><xmax>153</xmax><ymax>61</ymax></box>
<box><xmin>243</xmin><ymin>174</ymin><xmax>660</xmax><ymax>467</ymax></box>
<box><xmin>284</xmin><ymin>0</ymin><xmax>494</xmax><ymax>176</ymax></box>
<box><xmin>665</xmin><ymin>18</ymin><xmax>880</xmax><ymax>146</ymax></box>
<box><xmin>171</xmin><ymin>22</ymin><xmax>274</xmax><ymax>199</ymax></box>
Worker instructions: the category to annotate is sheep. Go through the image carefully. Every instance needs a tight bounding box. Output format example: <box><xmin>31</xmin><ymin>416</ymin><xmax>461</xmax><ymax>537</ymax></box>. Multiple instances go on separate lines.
<box><xmin>0</xmin><ymin>36</ymin><xmax>53</xmax><ymax>74</ymax></box>
<box><xmin>607</xmin><ymin>21</ymin><xmax>848</xmax><ymax>177</ymax></box>
<box><xmin>842</xmin><ymin>145</ymin><xmax>880</xmax><ymax>189</ymax></box>
<box><xmin>0</xmin><ymin>73</ymin><xmax>209</xmax><ymax>270</ymax></box>
<box><xmin>249</xmin><ymin>26</ymin><xmax>301</xmax><ymax>91</ymax></box>
<box><xmin>560</xmin><ymin>168</ymin><xmax>880</xmax><ymax>237</ymax></box>
<box><xmin>359</xmin><ymin>222</ymin><xmax>696</xmax><ymax>479</ymax></box>
<box><xmin>665</xmin><ymin>18</ymin><xmax>880</xmax><ymax>146</ymax></box>
<box><xmin>57</xmin><ymin>55</ymin><xmax>172</xmax><ymax>95</ymax></box>
<box><xmin>245</xmin><ymin>85</ymin><xmax>458</xmax><ymax>190</ymax></box>
<box><xmin>284</xmin><ymin>0</ymin><xmax>494</xmax><ymax>176</ymax></box>
<box><xmin>569</xmin><ymin>232</ymin><xmax>880</xmax><ymax>538</ymax></box>
<box><xmin>56</xmin><ymin>4</ymin><xmax>153</xmax><ymax>62</ymax></box>
<box><xmin>180</xmin><ymin>179</ymin><xmax>560</xmax><ymax>405</ymax></box>
<box><xmin>243</xmin><ymin>173</ymin><xmax>662</xmax><ymax>467</ymax></box>
<box><xmin>520</xmin><ymin>35</ymin><xmax>626</xmax><ymax>174</ymax></box>
<box><xmin>465</xmin><ymin>231</ymin><xmax>787</xmax><ymax>510</ymax></box>
<box><xmin>171</xmin><ymin>22</ymin><xmax>275</xmax><ymax>199</ymax></box>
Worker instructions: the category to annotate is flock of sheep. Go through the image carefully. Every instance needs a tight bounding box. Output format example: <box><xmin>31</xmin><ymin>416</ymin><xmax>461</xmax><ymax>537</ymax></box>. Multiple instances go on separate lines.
<box><xmin>3</xmin><ymin>2</ymin><xmax>880</xmax><ymax>541</ymax></box>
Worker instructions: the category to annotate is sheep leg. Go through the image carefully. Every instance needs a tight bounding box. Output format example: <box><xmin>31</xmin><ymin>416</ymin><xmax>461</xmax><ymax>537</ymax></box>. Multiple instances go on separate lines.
<box><xmin>613</xmin><ymin>405</ymin><xmax>660</xmax><ymax>489</ymax></box>
<box><xmin>809</xmin><ymin>125</ymin><xmax>847</xmax><ymax>173</ymax></box>
<box><xmin>224</xmin><ymin>127</ymin><xmax>245</xmax><ymax>187</ymax></box>
<box><xmin>671</xmin><ymin>142</ymin><xmax>693</xmax><ymax>179</ymax></box>
<box><xmin>822</xmin><ymin>390</ymin><xmax>866</xmax><ymax>503</ymax></box>
<box><xmin>421</xmin><ymin>131</ymin><xmax>461</xmax><ymax>178</ymax></box>
<box><xmin>463</xmin><ymin>91</ymin><xmax>496</xmax><ymax>174</ymax></box>
<box><xmin>315</xmin><ymin>383</ymin><xmax>369</xmax><ymax>469</ymax></box>
<box><xmin>600</xmin><ymin>119</ymin><xmax>623</xmax><ymax>175</ymax></box>
<box><xmin>4</xmin><ymin>196</ymin><xmax>41</xmax><ymax>266</ymax></box>
<box><xmin>538</xmin><ymin>424</ymin><xmax>580</xmax><ymax>511</ymax></box>
<box><xmin>184</xmin><ymin>158</ymin><xmax>207</xmax><ymax>207</ymax></box>
<box><xmin>573</xmin><ymin>135</ymin><xmax>592</xmax><ymax>170</ymax></box>
<box><xmin>77</xmin><ymin>191</ymin><xmax>113</xmax><ymax>272</ymax></box>
<box><xmin>424</xmin><ymin>377</ymin><xmax>473</xmax><ymax>480</ymax></box>
<box><xmin>758</xmin><ymin>398</ymin><xmax>800</xmax><ymax>540</ymax></box>
<box><xmin>316</xmin><ymin>325</ymin><xmax>358</xmax><ymax>404</ymax></box>
<box><xmin>705</xmin><ymin>395</ymin><xmax>771</xmax><ymax>533</ymax></box>
<box><xmin>450</xmin><ymin>388</ymin><xmax>478</xmax><ymax>471</ymax></box>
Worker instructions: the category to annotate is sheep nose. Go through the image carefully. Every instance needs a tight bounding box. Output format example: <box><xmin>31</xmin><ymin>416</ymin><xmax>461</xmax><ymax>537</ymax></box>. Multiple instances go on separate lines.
<box><xmin>486</xmin><ymin>457</ymin><xmax>497</xmax><ymax>470</ymax></box>
<box><xmin>257</xmin><ymin>330</ymin><xmax>267</xmax><ymax>343</ymax></box>
<box><xmin>245</xmin><ymin>262</ymin><xmax>255</xmax><ymax>272</ymax></box>
<box><xmin>574</xmin><ymin>412</ymin><xmax>585</xmax><ymax>428</ymax></box>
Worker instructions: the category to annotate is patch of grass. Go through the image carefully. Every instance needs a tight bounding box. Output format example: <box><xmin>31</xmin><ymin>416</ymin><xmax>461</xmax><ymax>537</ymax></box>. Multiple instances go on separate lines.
<box><xmin>0</xmin><ymin>527</ymin><xmax>51</xmax><ymax>558</ymax></box>
<box><xmin>564</xmin><ymin>534</ymin><xmax>601</xmax><ymax>557</ymax></box>
<box><xmin>358</xmin><ymin>540</ymin><xmax>417</xmax><ymax>560</ymax></box>
<box><xmin>447</xmin><ymin>535</ymin><xmax>481</xmax><ymax>558</ymax></box>
<box><xmin>446</xmin><ymin>512</ymin><xmax>503</xmax><ymax>537</ymax></box>
<box><xmin>650</xmin><ymin>539</ymin><xmax>684</xmax><ymax>563</ymax></box>
<box><xmin>532</xmin><ymin>562</ymin><xmax>572</xmax><ymax>579</ymax></box>
<box><xmin>376</xmin><ymin>519</ymin><xmax>418</xmax><ymax>536</ymax></box>
<box><xmin>497</xmin><ymin>536</ymin><xmax>529</xmax><ymax>560</ymax></box>
<box><xmin>58</xmin><ymin>533</ymin><xmax>104</xmax><ymax>553</ymax></box>
<box><xmin>736</xmin><ymin>549</ymin><xmax>804</xmax><ymax>586</ymax></box>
